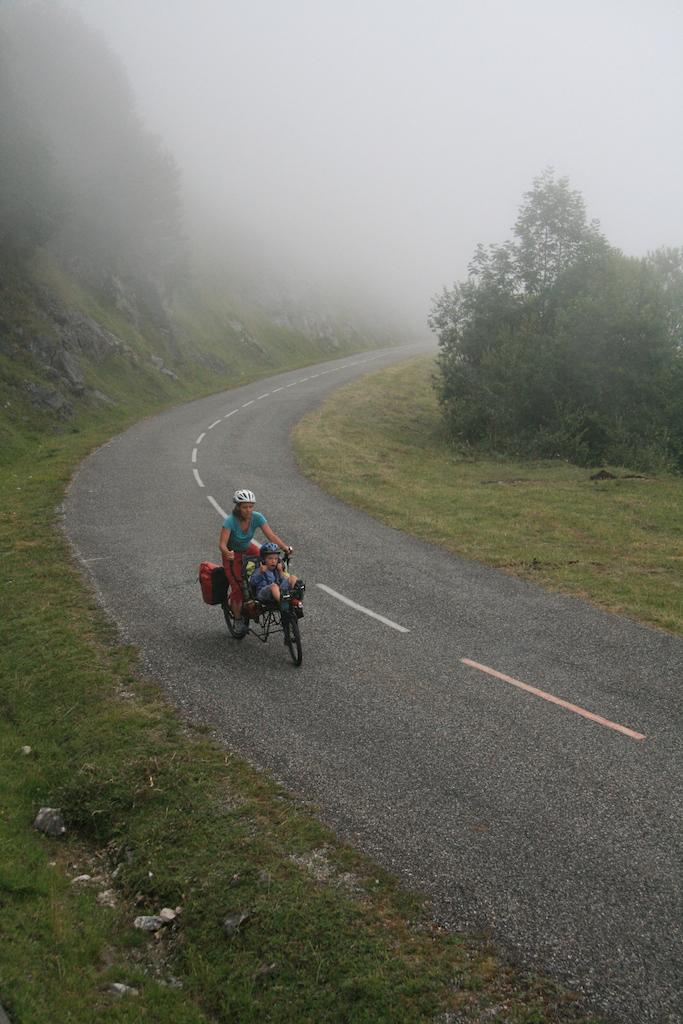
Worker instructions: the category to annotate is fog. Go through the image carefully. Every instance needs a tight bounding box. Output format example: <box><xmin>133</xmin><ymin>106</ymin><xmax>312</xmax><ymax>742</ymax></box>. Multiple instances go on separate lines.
<box><xmin>75</xmin><ymin>0</ymin><xmax>683</xmax><ymax>330</ymax></box>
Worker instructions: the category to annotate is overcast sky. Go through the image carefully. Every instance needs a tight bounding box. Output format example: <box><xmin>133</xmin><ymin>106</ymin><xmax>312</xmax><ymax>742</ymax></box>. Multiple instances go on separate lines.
<box><xmin>76</xmin><ymin>0</ymin><xmax>683</xmax><ymax>329</ymax></box>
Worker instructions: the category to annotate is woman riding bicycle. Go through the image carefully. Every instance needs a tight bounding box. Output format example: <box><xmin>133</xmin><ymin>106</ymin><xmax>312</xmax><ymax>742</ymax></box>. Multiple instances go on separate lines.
<box><xmin>218</xmin><ymin>488</ymin><xmax>293</xmax><ymax>636</ymax></box>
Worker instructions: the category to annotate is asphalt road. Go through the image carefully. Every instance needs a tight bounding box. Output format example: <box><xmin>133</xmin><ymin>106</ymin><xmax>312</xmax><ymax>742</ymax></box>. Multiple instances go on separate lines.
<box><xmin>64</xmin><ymin>346</ymin><xmax>682</xmax><ymax>1024</ymax></box>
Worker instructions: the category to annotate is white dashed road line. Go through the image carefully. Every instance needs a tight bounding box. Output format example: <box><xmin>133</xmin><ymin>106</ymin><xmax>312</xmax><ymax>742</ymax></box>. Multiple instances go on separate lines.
<box><xmin>316</xmin><ymin>584</ymin><xmax>410</xmax><ymax>633</ymax></box>
<box><xmin>193</xmin><ymin>469</ymin><xmax>204</xmax><ymax>488</ymax></box>
<box><xmin>208</xmin><ymin>495</ymin><xmax>227</xmax><ymax>517</ymax></box>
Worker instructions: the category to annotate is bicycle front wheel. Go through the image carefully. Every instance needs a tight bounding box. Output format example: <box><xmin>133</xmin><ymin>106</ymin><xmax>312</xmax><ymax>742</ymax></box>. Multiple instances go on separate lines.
<box><xmin>284</xmin><ymin>615</ymin><xmax>302</xmax><ymax>666</ymax></box>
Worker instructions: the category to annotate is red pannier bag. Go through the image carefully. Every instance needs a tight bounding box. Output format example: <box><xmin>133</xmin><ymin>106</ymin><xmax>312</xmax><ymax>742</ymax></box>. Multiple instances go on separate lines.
<box><xmin>198</xmin><ymin>561</ymin><xmax>228</xmax><ymax>605</ymax></box>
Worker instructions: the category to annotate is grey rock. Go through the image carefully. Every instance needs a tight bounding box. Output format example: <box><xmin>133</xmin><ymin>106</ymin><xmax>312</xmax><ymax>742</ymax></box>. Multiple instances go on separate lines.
<box><xmin>97</xmin><ymin>889</ymin><xmax>117</xmax><ymax>908</ymax></box>
<box><xmin>109</xmin><ymin>982</ymin><xmax>139</xmax><ymax>997</ymax></box>
<box><xmin>222</xmin><ymin>911</ymin><xmax>251</xmax><ymax>936</ymax></box>
<box><xmin>158</xmin><ymin>975</ymin><xmax>183</xmax><ymax>988</ymax></box>
<box><xmin>150</xmin><ymin>355</ymin><xmax>178</xmax><ymax>381</ymax></box>
<box><xmin>196</xmin><ymin>352</ymin><xmax>228</xmax><ymax>373</ymax></box>
<box><xmin>26</xmin><ymin>333</ymin><xmax>58</xmax><ymax>363</ymax></box>
<box><xmin>23</xmin><ymin>381</ymin><xmax>73</xmax><ymax>418</ymax></box>
<box><xmin>64</xmin><ymin>312</ymin><xmax>132</xmax><ymax>364</ymax></box>
<box><xmin>0</xmin><ymin>329</ymin><xmax>16</xmax><ymax>358</ymax></box>
<box><xmin>108</xmin><ymin>275</ymin><xmax>140</xmax><ymax>326</ymax></box>
<box><xmin>54</xmin><ymin>348</ymin><xmax>85</xmax><ymax>392</ymax></box>
<box><xmin>91</xmin><ymin>389</ymin><xmax>117</xmax><ymax>406</ymax></box>
<box><xmin>133</xmin><ymin>915</ymin><xmax>165</xmax><ymax>932</ymax></box>
<box><xmin>33</xmin><ymin>807</ymin><xmax>66</xmax><ymax>837</ymax></box>
<box><xmin>253</xmin><ymin>962</ymin><xmax>277</xmax><ymax>979</ymax></box>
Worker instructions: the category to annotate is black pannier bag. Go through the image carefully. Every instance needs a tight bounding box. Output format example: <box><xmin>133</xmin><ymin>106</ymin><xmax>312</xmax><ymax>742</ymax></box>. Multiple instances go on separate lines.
<box><xmin>198</xmin><ymin>561</ymin><xmax>228</xmax><ymax>605</ymax></box>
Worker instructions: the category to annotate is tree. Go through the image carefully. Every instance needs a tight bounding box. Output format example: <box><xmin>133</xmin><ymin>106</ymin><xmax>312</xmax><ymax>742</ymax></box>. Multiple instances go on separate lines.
<box><xmin>430</xmin><ymin>173</ymin><xmax>683</xmax><ymax>471</ymax></box>
<box><xmin>1</xmin><ymin>2</ymin><xmax>186</xmax><ymax>295</ymax></box>
<box><xmin>0</xmin><ymin>32</ymin><xmax>64</xmax><ymax>263</ymax></box>
<box><xmin>645</xmin><ymin>247</ymin><xmax>683</xmax><ymax>348</ymax></box>
<box><xmin>513</xmin><ymin>168</ymin><xmax>608</xmax><ymax>296</ymax></box>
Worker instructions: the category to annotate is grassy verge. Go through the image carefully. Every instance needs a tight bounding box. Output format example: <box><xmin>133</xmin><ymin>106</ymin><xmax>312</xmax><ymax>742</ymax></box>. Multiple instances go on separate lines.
<box><xmin>0</xmin><ymin>381</ymin><xmax>604</xmax><ymax>1022</ymax></box>
<box><xmin>292</xmin><ymin>356</ymin><xmax>682</xmax><ymax>635</ymax></box>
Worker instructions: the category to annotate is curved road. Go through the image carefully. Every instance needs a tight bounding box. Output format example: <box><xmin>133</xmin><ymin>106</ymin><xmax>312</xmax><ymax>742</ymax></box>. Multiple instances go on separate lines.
<box><xmin>65</xmin><ymin>347</ymin><xmax>682</xmax><ymax>1024</ymax></box>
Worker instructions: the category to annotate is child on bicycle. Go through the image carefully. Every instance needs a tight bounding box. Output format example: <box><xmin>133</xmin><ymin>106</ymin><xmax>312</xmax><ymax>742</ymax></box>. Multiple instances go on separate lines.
<box><xmin>250</xmin><ymin>542</ymin><xmax>298</xmax><ymax>606</ymax></box>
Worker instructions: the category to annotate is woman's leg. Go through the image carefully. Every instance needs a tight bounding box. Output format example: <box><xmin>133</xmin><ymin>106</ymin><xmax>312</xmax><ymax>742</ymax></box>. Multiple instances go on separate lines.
<box><xmin>223</xmin><ymin>553</ymin><xmax>244</xmax><ymax>616</ymax></box>
<box><xmin>223</xmin><ymin>543</ymin><xmax>262</xmax><ymax>618</ymax></box>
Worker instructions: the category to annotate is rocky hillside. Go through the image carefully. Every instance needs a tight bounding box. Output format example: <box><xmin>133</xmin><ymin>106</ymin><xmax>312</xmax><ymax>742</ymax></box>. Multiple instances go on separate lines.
<box><xmin>0</xmin><ymin>3</ymin><xmax>402</xmax><ymax>462</ymax></box>
<box><xmin>0</xmin><ymin>253</ymin><xmax>393</xmax><ymax>463</ymax></box>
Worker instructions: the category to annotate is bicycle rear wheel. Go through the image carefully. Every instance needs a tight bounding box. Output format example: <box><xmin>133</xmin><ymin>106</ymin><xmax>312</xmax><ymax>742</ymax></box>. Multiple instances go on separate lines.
<box><xmin>222</xmin><ymin>602</ymin><xmax>246</xmax><ymax>640</ymax></box>
<box><xmin>284</xmin><ymin>614</ymin><xmax>302</xmax><ymax>666</ymax></box>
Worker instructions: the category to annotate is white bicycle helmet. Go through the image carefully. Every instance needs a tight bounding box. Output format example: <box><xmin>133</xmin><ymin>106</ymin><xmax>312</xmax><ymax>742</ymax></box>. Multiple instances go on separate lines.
<box><xmin>233</xmin><ymin>488</ymin><xmax>255</xmax><ymax>504</ymax></box>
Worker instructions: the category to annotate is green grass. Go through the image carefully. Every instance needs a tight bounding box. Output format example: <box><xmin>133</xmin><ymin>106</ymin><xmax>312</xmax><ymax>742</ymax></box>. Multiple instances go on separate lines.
<box><xmin>0</xmin><ymin>381</ymin><xmax>604</xmax><ymax>1023</ymax></box>
<box><xmin>292</xmin><ymin>356</ymin><xmax>683</xmax><ymax>635</ymax></box>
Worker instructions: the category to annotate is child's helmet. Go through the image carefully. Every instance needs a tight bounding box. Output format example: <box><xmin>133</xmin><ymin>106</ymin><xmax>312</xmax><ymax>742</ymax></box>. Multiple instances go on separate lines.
<box><xmin>260</xmin><ymin>542</ymin><xmax>280</xmax><ymax>558</ymax></box>
<box><xmin>233</xmin><ymin>488</ymin><xmax>255</xmax><ymax>503</ymax></box>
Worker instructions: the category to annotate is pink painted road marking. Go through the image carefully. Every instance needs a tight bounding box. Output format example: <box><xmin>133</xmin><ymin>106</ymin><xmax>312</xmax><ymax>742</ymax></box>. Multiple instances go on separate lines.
<box><xmin>461</xmin><ymin>658</ymin><xmax>646</xmax><ymax>741</ymax></box>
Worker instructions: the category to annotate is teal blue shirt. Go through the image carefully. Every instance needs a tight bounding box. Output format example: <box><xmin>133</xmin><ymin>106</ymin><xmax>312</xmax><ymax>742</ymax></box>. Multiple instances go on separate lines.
<box><xmin>223</xmin><ymin>511</ymin><xmax>267</xmax><ymax>551</ymax></box>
